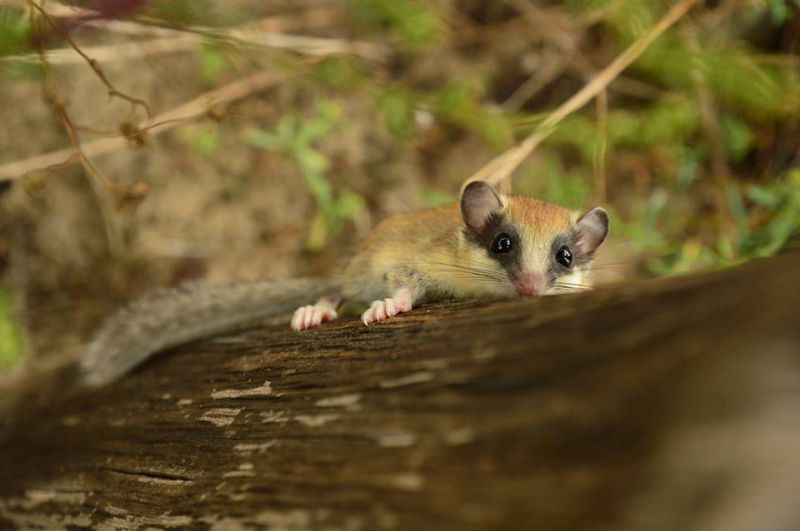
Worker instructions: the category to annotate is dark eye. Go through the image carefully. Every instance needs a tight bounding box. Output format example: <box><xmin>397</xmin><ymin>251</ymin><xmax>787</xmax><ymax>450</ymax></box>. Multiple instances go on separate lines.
<box><xmin>556</xmin><ymin>245</ymin><xmax>572</xmax><ymax>267</ymax></box>
<box><xmin>492</xmin><ymin>233</ymin><xmax>513</xmax><ymax>253</ymax></box>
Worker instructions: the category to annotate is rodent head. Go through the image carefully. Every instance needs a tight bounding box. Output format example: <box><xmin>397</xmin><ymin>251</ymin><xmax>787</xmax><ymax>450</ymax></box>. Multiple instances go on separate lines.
<box><xmin>460</xmin><ymin>180</ymin><xmax>609</xmax><ymax>297</ymax></box>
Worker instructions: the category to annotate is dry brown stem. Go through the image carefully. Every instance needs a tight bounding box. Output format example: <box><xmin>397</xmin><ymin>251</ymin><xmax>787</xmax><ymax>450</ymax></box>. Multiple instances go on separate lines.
<box><xmin>0</xmin><ymin>71</ymin><xmax>284</xmax><ymax>182</ymax></box>
<box><xmin>464</xmin><ymin>0</ymin><xmax>701</xmax><ymax>191</ymax></box>
<box><xmin>27</xmin><ymin>0</ymin><xmax>153</xmax><ymax>119</ymax></box>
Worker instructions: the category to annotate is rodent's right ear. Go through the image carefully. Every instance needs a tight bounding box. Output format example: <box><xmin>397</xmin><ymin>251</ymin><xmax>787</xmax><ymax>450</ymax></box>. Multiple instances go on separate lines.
<box><xmin>461</xmin><ymin>181</ymin><xmax>504</xmax><ymax>232</ymax></box>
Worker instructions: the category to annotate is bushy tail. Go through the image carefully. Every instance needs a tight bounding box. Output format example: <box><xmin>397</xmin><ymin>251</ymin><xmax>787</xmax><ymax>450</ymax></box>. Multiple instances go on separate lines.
<box><xmin>80</xmin><ymin>278</ymin><xmax>336</xmax><ymax>387</ymax></box>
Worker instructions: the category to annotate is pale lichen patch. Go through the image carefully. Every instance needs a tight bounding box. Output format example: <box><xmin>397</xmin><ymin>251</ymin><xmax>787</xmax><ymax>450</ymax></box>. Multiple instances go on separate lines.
<box><xmin>95</xmin><ymin>510</ymin><xmax>193</xmax><ymax>530</ymax></box>
<box><xmin>416</xmin><ymin>358</ymin><xmax>449</xmax><ymax>370</ymax></box>
<box><xmin>223</xmin><ymin>463</ymin><xmax>255</xmax><ymax>478</ymax></box>
<box><xmin>204</xmin><ymin>509</ymin><xmax>312</xmax><ymax>531</ymax></box>
<box><xmin>24</xmin><ymin>488</ymin><xmax>86</xmax><ymax>507</ymax></box>
<box><xmin>177</xmin><ymin>398</ymin><xmax>194</xmax><ymax>406</ymax></box>
<box><xmin>211</xmin><ymin>381</ymin><xmax>272</xmax><ymax>399</ymax></box>
<box><xmin>253</xmin><ymin>509</ymin><xmax>312</xmax><ymax>528</ymax></box>
<box><xmin>234</xmin><ymin>441</ymin><xmax>277</xmax><ymax>454</ymax></box>
<box><xmin>295</xmin><ymin>414</ymin><xmax>340</xmax><ymax>428</ymax></box>
<box><xmin>260</xmin><ymin>410</ymin><xmax>290</xmax><ymax>424</ymax></box>
<box><xmin>315</xmin><ymin>393</ymin><xmax>361</xmax><ymax>409</ymax></box>
<box><xmin>385</xmin><ymin>473</ymin><xmax>425</xmax><ymax>491</ymax></box>
<box><xmin>374</xmin><ymin>432</ymin><xmax>419</xmax><ymax>447</ymax></box>
<box><xmin>0</xmin><ymin>506</ymin><xmax>92</xmax><ymax>529</ymax></box>
<box><xmin>200</xmin><ymin>408</ymin><xmax>242</xmax><ymax>427</ymax></box>
<box><xmin>379</xmin><ymin>371</ymin><xmax>434</xmax><ymax>388</ymax></box>
<box><xmin>472</xmin><ymin>346</ymin><xmax>498</xmax><ymax>362</ymax></box>
<box><xmin>61</xmin><ymin>416</ymin><xmax>80</xmax><ymax>427</ymax></box>
<box><xmin>135</xmin><ymin>476</ymin><xmax>195</xmax><ymax>486</ymax></box>
<box><xmin>442</xmin><ymin>428</ymin><xmax>476</xmax><ymax>445</ymax></box>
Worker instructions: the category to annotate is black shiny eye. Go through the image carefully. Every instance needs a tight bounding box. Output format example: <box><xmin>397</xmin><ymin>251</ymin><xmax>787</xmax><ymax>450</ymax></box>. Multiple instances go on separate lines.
<box><xmin>492</xmin><ymin>233</ymin><xmax>513</xmax><ymax>253</ymax></box>
<box><xmin>556</xmin><ymin>245</ymin><xmax>573</xmax><ymax>267</ymax></box>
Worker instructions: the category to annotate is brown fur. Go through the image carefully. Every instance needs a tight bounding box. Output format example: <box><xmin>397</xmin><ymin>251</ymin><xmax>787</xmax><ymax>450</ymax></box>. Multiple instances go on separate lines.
<box><xmin>343</xmin><ymin>196</ymin><xmax>584</xmax><ymax>304</ymax></box>
<box><xmin>81</xmin><ymin>186</ymin><xmax>605</xmax><ymax>386</ymax></box>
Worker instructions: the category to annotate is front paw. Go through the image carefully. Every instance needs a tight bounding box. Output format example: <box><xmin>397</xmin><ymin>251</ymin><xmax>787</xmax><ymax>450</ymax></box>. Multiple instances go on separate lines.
<box><xmin>291</xmin><ymin>304</ymin><xmax>337</xmax><ymax>331</ymax></box>
<box><xmin>361</xmin><ymin>297</ymin><xmax>413</xmax><ymax>326</ymax></box>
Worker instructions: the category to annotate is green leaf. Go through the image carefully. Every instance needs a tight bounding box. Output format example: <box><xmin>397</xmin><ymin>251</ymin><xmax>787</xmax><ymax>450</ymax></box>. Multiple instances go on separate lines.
<box><xmin>198</xmin><ymin>45</ymin><xmax>229</xmax><ymax>83</ymax></box>
<box><xmin>243</xmin><ymin>127</ymin><xmax>287</xmax><ymax>152</ymax></box>
<box><xmin>379</xmin><ymin>89</ymin><xmax>415</xmax><ymax>139</ymax></box>
<box><xmin>295</xmin><ymin>102</ymin><xmax>341</xmax><ymax>145</ymax></box>
<box><xmin>334</xmin><ymin>191</ymin><xmax>366</xmax><ymax>221</ymax></box>
<box><xmin>346</xmin><ymin>0</ymin><xmax>442</xmax><ymax>53</ymax></box>
<box><xmin>296</xmin><ymin>146</ymin><xmax>331</xmax><ymax>177</ymax></box>
<box><xmin>433</xmin><ymin>82</ymin><xmax>476</xmax><ymax>122</ymax></box>
<box><xmin>178</xmin><ymin>126</ymin><xmax>220</xmax><ymax>155</ymax></box>
<box><xmin>476</xmin><ymin>110</ymin><xmax>514</xmax><ymax>150</ymax></box>
<box><xmin>0</xmin><ymin>286</ymin><xmax>23</xmax><ymax>370</ymax></box>
<box><xmin>421</xmin><ymin>188</ymin><xmax>454</xmax><ymax>207</ymax></box>
<box><xmin>720</xmin><ymin>116</ymin><xmax>754</xmax><ymax>162</ymax></box>
<box><xmin>746</xmin><ymin>185</ymin><xmax>780</xmax><ymax>209</ymax></box>
<box><xmin>314</xmin><ymin>57</ymin><xmax>365</xmax><ymax>90</ymax></box>
<box><xmin>0</xmin><ymin>8</ymin><xmax>31</xmax><ymax>57</ymax></box>
<box><xmin>727</xmin><ymin>186</ymin><xmax>750</xmax><ymax>233</ymax></box>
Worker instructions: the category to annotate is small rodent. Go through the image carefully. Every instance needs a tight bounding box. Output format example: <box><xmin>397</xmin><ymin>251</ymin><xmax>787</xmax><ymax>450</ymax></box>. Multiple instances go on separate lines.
<box><xmin>80</xmin><ymin>181</ymin><xmax>609</xmax><ymax>387</ymax></box>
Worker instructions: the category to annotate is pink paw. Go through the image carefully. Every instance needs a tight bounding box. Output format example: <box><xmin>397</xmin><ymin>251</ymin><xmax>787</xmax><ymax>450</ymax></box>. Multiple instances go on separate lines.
<box><xmin>361</xmin><ymin>297</ymin><xmax>413</xmax><ymax>326</ymax></box>
<box><xmin>291</xmin><ymin>304</ymin><xmax>337</xmax><ymax>331</ymax></box>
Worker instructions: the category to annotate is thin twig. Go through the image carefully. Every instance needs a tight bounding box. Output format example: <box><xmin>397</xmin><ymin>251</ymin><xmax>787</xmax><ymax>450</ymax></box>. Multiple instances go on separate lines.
<box><xmin>501</xmin><ymin>48</ymin><xmax>572</xmax><ymax>112</ymax></box>
<box><xmin>1</xmin><ymin>36</ymin><xmax>197</xmax><ymax>65</ymax></box>
<box><xmin>27</xmin><ymin>1</ymin><xmax>126</xmax><ymax>253</ymax></box>
<box><xmin>464</xmin><ymin>0</ymin><xmax>701</xmax><ymax>190</ymax></box>
<box><xmin>27</xmin><ymin>0</ymin><xmax>152</xmax><ymax>118</ymax></box>
<box><xmin>0</xmin><ymin>71</ymin><xmax>284</xmax><ymax>181</ymax></box>
<box><xmin>15</xmin><ymin>0</ymin><xmax>386</xmax><ymax>62</ymax></box>
<box><xmin>594</xmin><ymin>88</ymin><xmax>608</xmax><ymax>204</ymax></box>
<box><xmin>686</xmin><ymin>27</ymin><xmax>733</xmax><ymax>226</ymax></box>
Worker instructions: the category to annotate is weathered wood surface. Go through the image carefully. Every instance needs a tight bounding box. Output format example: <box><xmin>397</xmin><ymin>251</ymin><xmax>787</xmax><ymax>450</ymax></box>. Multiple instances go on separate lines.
<box><xmin>1</xmin><ymin>253</ymin><xmax>800</xmax><ymax>530</ymax></box>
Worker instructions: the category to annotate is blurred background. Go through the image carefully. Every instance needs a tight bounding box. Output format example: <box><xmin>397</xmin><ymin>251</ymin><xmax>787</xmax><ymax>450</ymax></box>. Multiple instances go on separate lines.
<box><xmin>0</xmin><ymin>0</ymin><xmax>798</xmax><ymax>370</ymax></box>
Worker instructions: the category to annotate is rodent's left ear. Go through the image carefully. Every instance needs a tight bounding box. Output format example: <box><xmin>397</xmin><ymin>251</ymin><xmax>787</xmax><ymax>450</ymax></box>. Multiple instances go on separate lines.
<box><xmin>461</xmin><ymin>181</ymin><xmax>505</xmax><ymax>232</ymax></box>
<box><xmin>574</xmin><ymin>207</ymin><xmax>609</xmax><ymax>256</ymax></box>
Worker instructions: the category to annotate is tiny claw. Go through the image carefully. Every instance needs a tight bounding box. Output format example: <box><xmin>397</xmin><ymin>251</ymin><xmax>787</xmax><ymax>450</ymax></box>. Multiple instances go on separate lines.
<box><xmin>291</xmin><ymin>303</ymin><xmax>337</xmax><ymax>331</ymax></box>
<box><xmin>360</xmin><ymin>292</ymin><xmax>414</xmax><ymax>326</ymax></box>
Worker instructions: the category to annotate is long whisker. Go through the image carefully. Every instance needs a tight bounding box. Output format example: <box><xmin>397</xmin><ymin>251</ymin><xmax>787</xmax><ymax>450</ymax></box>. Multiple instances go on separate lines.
<box><xmin>552</xmin><ymin>281</ymin><xmax>593</xmax><ymax>287</ymax></box>
<box><xmin>589</xmin><ymin>263</ymin><xmax>631</xmax><ymax>270</ymax></box>
<box><xmin>421</xmin><ymin>260</ymin><xmax>508</xmax><ymax>282</ymax></box>
<box><xmin>551</xmin><ymin>282</ymin><xmax>593</xmax><ymax>291</ymax></box>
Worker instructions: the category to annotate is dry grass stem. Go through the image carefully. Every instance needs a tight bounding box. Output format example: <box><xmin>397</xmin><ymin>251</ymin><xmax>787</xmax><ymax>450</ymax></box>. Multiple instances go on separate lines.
<box><xmin>1</xmin><ymin>37</ymin><xmax>197</xmax><ymax>65</ymax></box>
<box><xmin>7</xmin><ymin>0</ymin><xmax>386</xmax><ymax>63</ymax></box>
<box><xmin>594</xmin><ymin>88</ymin><xmax>608</xmax><ymax>203</ymax></box>
<box><xmin>464</xmin><ymin>0</ymin><xmax>701</xmax><ymax>190</ymax></box>
<box><xmin>0</xmin><ymin>71</ymin><xmax>284</xmax><ymax>181</ymax></box>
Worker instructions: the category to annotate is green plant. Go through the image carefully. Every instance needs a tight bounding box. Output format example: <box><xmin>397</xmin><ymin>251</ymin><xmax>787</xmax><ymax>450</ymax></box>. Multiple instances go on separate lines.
<box><xmin>346</xmin><ymin>0</ymin><xmax>443</xmax><ymax>53</ymax></box>
<box><xmin>178</xmin><ymin>124</ymin><xmax>221</xmax><ymax>155</ymax></box>
<box><xmin>0</xmin><ymin>7</ymin><xmax>40</xmax><ymax>79</ymax></box>
<box><xmin>244</xmin><ymin>101</ymin><xmax>365</xmax><ymax>251</ymax></box>
<box><xmin>0</xmin><ymin>286</ymin><xmax>23</xmax><ymax>370</ymax></box>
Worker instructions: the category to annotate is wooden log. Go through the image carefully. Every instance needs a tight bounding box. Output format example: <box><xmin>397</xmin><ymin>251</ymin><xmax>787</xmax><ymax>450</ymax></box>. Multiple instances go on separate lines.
<box><xmin>1</xmin><ymin>253</ymin><xmax>799</xmax><ymax>530</ymax></box>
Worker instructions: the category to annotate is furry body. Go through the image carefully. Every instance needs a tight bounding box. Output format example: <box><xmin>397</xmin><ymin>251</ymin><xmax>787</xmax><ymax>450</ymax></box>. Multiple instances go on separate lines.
<box><xmin>81</xmin><ymin>181</ymin><xmax>608</xmax><ymax>387</ymax></box>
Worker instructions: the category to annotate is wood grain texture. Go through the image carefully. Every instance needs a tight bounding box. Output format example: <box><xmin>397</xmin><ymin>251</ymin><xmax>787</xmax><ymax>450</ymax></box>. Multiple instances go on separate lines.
<box><xmin>1</xmin><ymin>253</ymin><xmax>799</xmax><ymax>530</ymax></box>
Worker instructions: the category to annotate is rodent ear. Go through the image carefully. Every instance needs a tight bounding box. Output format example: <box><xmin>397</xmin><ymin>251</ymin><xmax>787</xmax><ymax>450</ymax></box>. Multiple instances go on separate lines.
<box><xmin>461</xmin><ymin>181</ymin><xmax>505</xmax><ymax>232</ymax></box>
<box><xmin>574</xmin><ymin>207</ymin><xmax>609</xmax><ymax>257</ymax></box>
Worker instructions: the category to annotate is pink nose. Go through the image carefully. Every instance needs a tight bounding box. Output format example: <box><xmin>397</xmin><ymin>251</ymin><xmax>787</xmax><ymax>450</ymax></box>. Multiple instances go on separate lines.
<box><xmin>513</xmin><ymin>272</ymin><xmax>547</xmax><ymax>297</ymax></box>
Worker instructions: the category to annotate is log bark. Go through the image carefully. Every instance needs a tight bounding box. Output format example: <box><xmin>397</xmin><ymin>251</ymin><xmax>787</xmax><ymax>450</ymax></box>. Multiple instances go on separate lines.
<box><xmin>1</xmin><ymin>253</ymin><xmax>799</xmax><ymax>530</ymax></box>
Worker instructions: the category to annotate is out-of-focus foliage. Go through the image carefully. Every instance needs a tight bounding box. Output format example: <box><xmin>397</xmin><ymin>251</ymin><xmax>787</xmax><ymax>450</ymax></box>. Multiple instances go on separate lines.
<box><xmin>0</xmin><ymin>287</ymin><xmax>22</xmax><ymax>369</ymax></box>
<box><xmin>0</xmin><ymin>8</ymin><xmax>29</xmax><ymax>56</ymax></box>
<box><xmin>0</xmin><ymin>0</ymin><xmax>799</xmax><ymax>370</ymax></box>
<box><xmin>0</xmin><ymin>7</ymin><xmax>39</xmax><ymax>78</ymax></box>
<box><xmin>347</xmin><ymin>0</ymin><xmax>444</xmax><ymax>52</ymax></box>
<box><xmin>336</xmin><ymin>0</ymin><xmax>800</xmax><ymax>275</ymax></box>
<box><xmin>245</xmin><ymin>102</ymin><xmax>365</xmax><ymax>250</ymax></box>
